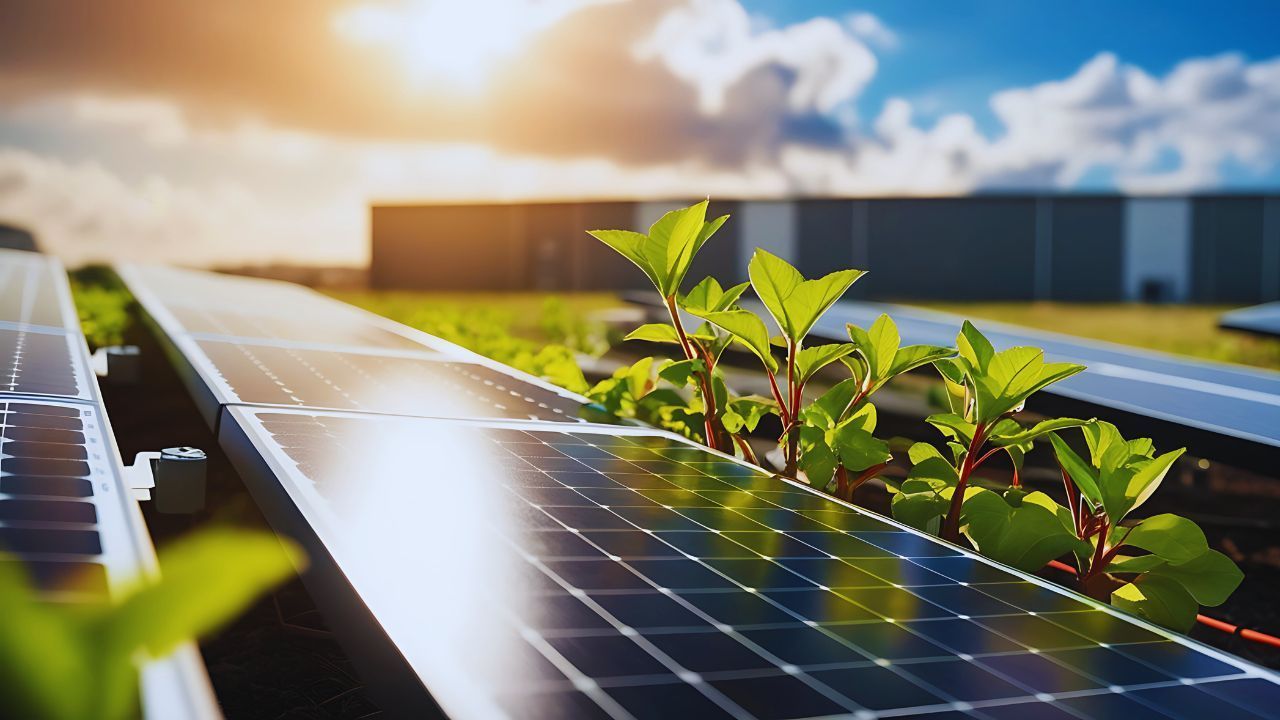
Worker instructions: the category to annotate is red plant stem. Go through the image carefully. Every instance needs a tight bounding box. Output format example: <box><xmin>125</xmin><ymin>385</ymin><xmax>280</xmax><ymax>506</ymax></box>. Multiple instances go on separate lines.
<box><xmin>1084</xmin><ymin>521</ymin><xmax>1110</xmax><ymax>581</ymax></box>
<box><xmin>941</xmin><ymin>422</ymin><xmax>988</xmax><ymax>541</ymax></box>
<box><xmin>733</xmin><ymin>435</ymin><xmax>759</xmax><ymax>465</ymax></box>
<box><xmin>1010</xmin><ymin>462</ymin><xmax>1021</xmax><ymax>489</ymax></box>
<box><xmin>783</xmin><ymin>341</ymin><xmax>800</xmax><ymax>476</ymax></box>
<box><xmin>765</xmin><ymin>370</ymin><xmax>790</xmax><ymax>425</ymax></box>
<box><xmin>663</xmin><ymin>294</ymin><xmax>723</xmax><ymax>452</ymax></box>
<box><xmin>1044</xmin><ymin>559</ymin><xmax>1280</xmax><ymax>648</ymax></box>
<box><xmin>838</xmin><ymin>387</ymin><xmax>870</xmax><ymax>422</ymax></box>
<box><xmin>1058</xmin><ymin>462</ymin><xmax>1082</xmax><ymax>537</ymax></box>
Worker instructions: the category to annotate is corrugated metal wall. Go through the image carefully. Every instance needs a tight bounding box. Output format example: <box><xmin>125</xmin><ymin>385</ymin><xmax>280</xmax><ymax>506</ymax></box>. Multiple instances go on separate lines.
<box><xmin>370</xmin><ymin>195</ymin><xmax>1280</xmax><ymax>302</ymax></box>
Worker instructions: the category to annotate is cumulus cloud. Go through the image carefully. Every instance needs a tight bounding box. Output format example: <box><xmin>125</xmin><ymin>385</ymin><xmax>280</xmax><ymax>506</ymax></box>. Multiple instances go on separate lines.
<box><xmin>1</xmin><ymin>0</ymin><xmax>1279</xmax><ymax>265</ymax></box>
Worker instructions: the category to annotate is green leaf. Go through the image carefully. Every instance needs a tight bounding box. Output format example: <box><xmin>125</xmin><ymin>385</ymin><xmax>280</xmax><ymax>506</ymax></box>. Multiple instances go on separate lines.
<box><xmin>1105</xmin><ymin>554</ymin><xmax>1169</xmax><ymax>575</ymax></box>
<box><xmin>960</xmin><ymin>489</ymin><xmax>1087</xmax><ymax>572</ymax></box>
<box><xmin>797</xmin><ymin>427</ymin><xmax>838</xmax><ymax>486</ymax></box>
<box><xmin>828</xmin><ymin>425</ymin><xmax>891</xmax><ymax>472</ymax></box>
<box><xmin>1120</xmin><ymin>514</ymin><xmax>1208</xmax><ymax>565</ymax></box>
<box><xmin>748</xmin><ymin>249</ymin><xmax>804</xmax><ymax>341</ymax></box>
<box><xmin>693</xmin><ymin>309</ymin><xmax>778</xmax><ymax>372</ymax></box>
<box><xmin>811</xmin><ymin>378</ymin><xmax>860</xmax><ymax>426</ymax></box>
<box><xmin>657</xmin><ymin>358</ymin><xmax>704</xmax><ymax>388</ymax></box>
<box><xmin>891</xmin><ymin>491</ymin><xmax>950</xmax><ymax>532</ymax></box>
<box><xmin>748</xmin><ymin>249</ymin><xmax>864</xmax><ymax>343</ymax></box>
<box><xmin>624</xmin><ymin>323</ymin><xmax>683</xmax><ymax>345</ymax></box>
<box><xmin>1122</xmin><ymin>448</ymin><xmax>1185</xmax><ymax>516</ymax></box>
<box><xmin>1049</xmin><ymin>432</ymin><xmax>1103</xmax><ymax>507</ymax></box>
<box><xmin>795</xmin><ymin>343</ymin><xmax>856</xmax><ymax>386</ymax></box>
<box><xmin>0</xmin><ymin>557</ymin><xmax>91</xmax><ymax>720</ymax></box>
<box><xmin>907</xmin><ymin>442</ymin><xmax>945</xmax><ymax>465</ymax></box>
<box><xmin>650</xmin><ymin>200</ymin><xmax>708</xmax><ymax>295</ymax></box>
<box><xmin>906</xmin><ymin>456</ymin><xmax>960</xmax><ymax>489</ymax></box>
<box><xmin>888</xmin><ymin>343</ymin><xmax>956</xmax><ymax>379</ymax></box>
<box><xmin>970</xmin><ymin>346</ymin><xmax>1085</xmax><ymax>423</ymax></box>
<box><xmin>934</xmin><ymin>357</ymin><xmax>969</xmax><ymax>416</ymax></box>
<box><xmin>990</xmin><ymin>418</ymin><xmax>1093</xmax><ymax>447</ymax></box>
<box><xmin>1147</xmin><ymin>549</ymin><xmax>1243</xmax><ymax>607</ymax></box>
<box><xmin>847</xmin><ymin>314</ymin><xmax>899</xmax><ymax>382</ymax></box>
<box><xmin>956</xmin><ymin>321</ymin><xmax>995</xmax><ymax>374</ymax></box>
<box><xmin>682</xmin><ymin>277</ymin><xmax>749</xmax><ymax>314</ymax></box>
<box><xmin>103</xmin><ymin>530</ymin><xmax>303</xmax><ymax>660</ymax></box>
<box><xmin>1113</xmin><ymin>575</ymin><xmax>1199</xmax><ymax>632</ymax></box>
<box><xmin>586</xmin><ymin>229</ymin><xmax>662</xmax><ymax>293</ymax></box>
<box><xmin>724</xmin><ymin>396</ymin><xmax>777</xmax><ymax>433</ymax></box>
<box><xmin>926</xmin><ymin>413</ymin><xmax>976</xmax><ymax>447</ymax></box>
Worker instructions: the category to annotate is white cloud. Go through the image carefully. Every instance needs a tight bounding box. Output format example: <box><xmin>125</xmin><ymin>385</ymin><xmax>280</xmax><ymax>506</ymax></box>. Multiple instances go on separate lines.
<box><xmin>634</xmin><ymin>0</ymin><xmax>877</xmax><ymax>116</ymax></box>
<box><xmin>846</xmin><ymin>12</ymin><xmax>898</xmax><ymax>51</ymax></box>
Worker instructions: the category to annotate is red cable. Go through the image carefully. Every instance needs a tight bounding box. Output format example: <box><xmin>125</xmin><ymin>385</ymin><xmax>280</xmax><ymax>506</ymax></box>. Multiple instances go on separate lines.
<box><xmin>1043</xmin><ymin>559</ymin><xmax>1280</xmax><ymax>650</ymax></box>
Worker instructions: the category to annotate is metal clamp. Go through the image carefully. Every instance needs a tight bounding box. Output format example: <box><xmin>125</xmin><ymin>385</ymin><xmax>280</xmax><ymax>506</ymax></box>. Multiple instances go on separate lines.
<box><xmin>91</xmin><ymin>345</ymin><xmax>141</xmax><ymax>385</ymax></box>
<box><xmin>124</xmin><ymin>446</ymin><xmax>208</xmax><ymax>514</ymax></box>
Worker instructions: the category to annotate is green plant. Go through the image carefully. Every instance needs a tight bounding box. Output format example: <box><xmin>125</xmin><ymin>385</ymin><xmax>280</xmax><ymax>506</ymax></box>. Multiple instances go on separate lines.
<box><xmin>69</xmin><ymin>266</ymin><xmax>133</xmax><ymax>349</ymax></box>
<box><xmin>588</xmin><ymin>201</ymin><xmax>755</xmax><ymax>456</ymax></box>
<box><xmin>1049</xmin><ymin>423</ymin><xmax>1243</xmax><ymax>630</ymax></box>
<box><xmin>1</xmin><ymin>529</ymin><xmax>302</xmax><ymax>720</ymax></box>
<box><xmin>888</xmin><ymin>321</ymin><xmax>1087</xmax><ymax>542</ymax></box>
<box><xmin>585</xmin><ymin>199</ymin><xmax>1242</xmax><ymax>633</ymax></box>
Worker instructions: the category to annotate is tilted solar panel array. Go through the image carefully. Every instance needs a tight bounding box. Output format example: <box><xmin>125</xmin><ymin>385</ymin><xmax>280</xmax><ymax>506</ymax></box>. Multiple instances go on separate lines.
<box><xmin>121</xmin><ymin>263</ymin><xmax>1280</xmax><ymax>719</ymax></box>
<box><xmin>0</xmin><ymin>250</ymin><xmax>218</xmax><ymax>719</ymax></box>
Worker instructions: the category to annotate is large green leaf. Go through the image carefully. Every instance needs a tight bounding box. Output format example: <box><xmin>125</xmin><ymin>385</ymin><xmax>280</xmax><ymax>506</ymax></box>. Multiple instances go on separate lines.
<box><xmin>0</xmin><ymin>558</ymin><xmax>91</xmax><ymax>720</ymax></box>
<box><xmin>692</xmin><ymin>309</ymin><xmax>779</xmax><ymax>372</ymax></box>
<box><xmin>891</xmin><ymin>490</ymin><xmax>950</xmax><ymax>532</ymax></box>
<box><xmin>926</xmin><ymin>413</ymin><xmax>976</xmax><ymax>446</ymax></box>
<box><xmin>103</xmin><ymin>530</ymin><xmax>303</xmax><ymax>660</ymax></box>
<box><xmin>797</xmin><ymin>426</ymin><xmax>838</xmax><ymax>486</ymax></box>
<box><xmin>585</xmin><ymin>229</ymin><xmax>663</xmax><ymax>293</ymax></box>
<box><xmin>956</xmin><ymin>321</ymin><xmax>995</xmax><ymax>374</ymax></box>
<box><xmin>722</xmin><ymin>396</ymin><xmax>778</xmax><ymax>434</ymax></box>
<box><xmin>1147</xmin><ymin>549</ymin><xmax>1242</xmax><ymax>606</ymax></box>
<box><xmin>990</xmin><ymin>418</ymin><xmax>1092</xmax><ymax>447</ymax></box>
<box><xmin>970</xmin><ymin>346</ymin><xmax>1085</xmax><ymax>423</ymax></box>
<box><xmin>650</xmin><ymin>201</ymin><xmax>708</xmax><ymax>295</ymax></box>
<box><xmin>795</xmin><ymin>343</ymin><xmax>856</xmax><ymax>386</ymax></box>
<box><xmin>888</xmin><ymin>344</ymin><xmax>956</xmax><ymax>379</ymax></box>
<box><xmin>810</xmin><ymin>378</ymin><xmax>861</xmax><ymax>426</ymax></box>
<box><xmin>1120</xmin><ymin>448</ymin><xmax>1185</xmax><ymax>517</ymax></box>
<box><xmin>1120</xmin><ymin>514</ymin><xmax>1208</xmax><ymax>564</ymax></box>
<box><xmin>748</xmin><ymin>249</ymin><xmax>864</xmax><ymax>343</ymax></box>
<box><xmin>960</xmin><ymin>489</ymin><xmax>1087</xmax><ymax>572</ymax></box>
<box><xmin>828</xmin><ymin>424</ymin><xmax>891</xmax><ymax>472</ymax></box>
<box><xmin>1112</xmin><ymin>575</ymin><xmax>1199</xmax><ymax>632</ymax></box>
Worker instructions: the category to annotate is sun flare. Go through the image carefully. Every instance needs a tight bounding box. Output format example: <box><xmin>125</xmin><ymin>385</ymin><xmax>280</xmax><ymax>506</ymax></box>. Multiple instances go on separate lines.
<box><xmin>334</xmin><ymin>0</ymin><xmax>603</xmax><ymax>92</ymax></box>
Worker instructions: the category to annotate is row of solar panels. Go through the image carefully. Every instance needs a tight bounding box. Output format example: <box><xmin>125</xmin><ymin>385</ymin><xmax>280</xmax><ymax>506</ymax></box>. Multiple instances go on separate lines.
<box><xmin>1220</xmin><ymin>302</ymin><xmax>1280</xmax><ymax>339</ymax></box>
<box><xmin>119</xmin><ymin>263</ymin><xmax>1280</xmax><ymax>719</ymax></box>
<box><xmin>0</xmin><ymin>250</ymin><xmax>218</xmax><ymax>718</ymax></box>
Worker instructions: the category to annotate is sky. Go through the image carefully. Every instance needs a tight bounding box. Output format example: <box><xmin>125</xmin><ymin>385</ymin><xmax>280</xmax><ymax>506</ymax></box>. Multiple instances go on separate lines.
<box><xmin>0</xmin><ymin>0</ymin><xmax>1277</xmax><ymax>266</ymax></box>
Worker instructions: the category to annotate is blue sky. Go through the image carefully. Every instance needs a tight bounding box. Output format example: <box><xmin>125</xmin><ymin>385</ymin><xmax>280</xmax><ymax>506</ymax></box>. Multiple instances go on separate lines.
<box><xmin>0</xmin><ymin>0</ymin><xmax>1278</xmax><ymax>264</ymax></box>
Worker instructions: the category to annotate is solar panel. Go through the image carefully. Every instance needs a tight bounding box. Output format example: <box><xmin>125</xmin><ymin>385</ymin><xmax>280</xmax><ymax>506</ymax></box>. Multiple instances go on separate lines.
<box><xmin>121</xmin><ymin>264</ymin><xmax>597</xmax><ymax>427</ymax></box>
<box><xmin>221</xmin><ymin>407</ymin><xmax>1280</xmax><ymax>719</ymax></box>
<box><xmin>1221</xmin><ymin>302</ymin><xmax>1280</xmax><ymax>339</ymax></box>
<box><xmin>717</xmin><ymin>298</ymin><xmax>1280</xmax><ymax>464</ymax></box>
<box><xmin>119</xmin><ymin>263</ymin><xmax>457</xmax><ymax>352</ymax></box>
<box><xmin>0</xmin><ymin>251</ymin><xmax>217</xmax><ymax>719</ymax></box>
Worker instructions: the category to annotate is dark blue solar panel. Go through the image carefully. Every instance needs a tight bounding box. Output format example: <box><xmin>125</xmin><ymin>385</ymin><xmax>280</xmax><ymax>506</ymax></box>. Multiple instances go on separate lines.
<box><xmin>224</xmin><ymin>408</ymin><xmax>1280</xmax><ymax>719</ymax></box>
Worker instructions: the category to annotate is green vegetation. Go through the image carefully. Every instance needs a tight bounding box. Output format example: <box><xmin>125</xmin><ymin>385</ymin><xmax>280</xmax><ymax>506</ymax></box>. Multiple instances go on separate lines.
<box><xmin>586</xmin><ymin>200</ymin><xmax>1242</xmax><ymax>632</ymax></box>
<box><xmin>1</xmin><ymin>529</ymin><xmax>301</xmax><ymax>720</ymax></box>
<box><xmin>69</xmin><ymin>265</ymin><xmax>133</xmax><ymax>349</ymax></box>
<box><xmin>326</xmin><ymin>291</ymin><xmax>618</xmax><ymax>393</ymax></box>
<box><xmin>913</xmin><ymin>302</ymin><xmax>1280</xmax><ymax>371</ymax></box>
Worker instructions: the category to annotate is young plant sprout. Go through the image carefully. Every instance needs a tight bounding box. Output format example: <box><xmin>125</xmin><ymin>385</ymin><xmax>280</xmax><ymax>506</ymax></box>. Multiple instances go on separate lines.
<box><xmin>586</xmin><ymin>199</ymin><xmax>1244</xmax><ymax>632</ymax></box>
<box><xmin>1050</xmin><ymin>423</ymin><xmax>1243</xmax><ymax>631</ymax></box>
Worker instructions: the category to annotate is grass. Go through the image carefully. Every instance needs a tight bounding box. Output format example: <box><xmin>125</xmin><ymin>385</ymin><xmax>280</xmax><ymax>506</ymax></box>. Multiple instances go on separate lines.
<box><xmin>323</xmin><ymin>291</ymin><xmax>624</xmax><ymax>343</ymax></box>
<box><xmin>910</xmin><ymin>302</ymin><xmax>1280</xmax><ymax>372</ymax></box>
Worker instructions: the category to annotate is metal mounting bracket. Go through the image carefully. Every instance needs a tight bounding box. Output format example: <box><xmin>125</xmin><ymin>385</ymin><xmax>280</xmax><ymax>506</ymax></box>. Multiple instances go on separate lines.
<box><xmin>124</xmin><ymin>446</ymin><xmax>208</xmax><ymax>514</ymax></box>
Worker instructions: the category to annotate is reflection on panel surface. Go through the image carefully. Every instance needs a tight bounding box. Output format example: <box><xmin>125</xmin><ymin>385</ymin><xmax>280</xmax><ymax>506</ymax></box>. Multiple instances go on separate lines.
<box><xmin>0</xmin><ymin>327</ymin><xmax>84</xmax><ymax>399</ymax></box>
<box><xmin>121</xmin><ymin>263</ymin><xmax>440</xmax><ymax>350</ymax></box>
<box><xmin>0</xmin><ymin>249</ymin><xmax>71</xmax><ymax>329</ymax></box>
<box><xmin>228</xmin><ymin>408</ymin><xmax>1279</xmax><ymax>719</ymax></box>
<box><xmin>199</xmin><ymin>339</ymin><xmax>587</xmax><ymax>422</ymax></box>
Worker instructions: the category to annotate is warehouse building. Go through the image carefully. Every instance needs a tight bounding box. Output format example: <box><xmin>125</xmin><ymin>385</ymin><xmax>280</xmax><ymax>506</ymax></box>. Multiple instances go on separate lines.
<box><xmin>370</xmin><ymin>195</ymin><xmax>1280</xmax><ymax>303</ymax></box>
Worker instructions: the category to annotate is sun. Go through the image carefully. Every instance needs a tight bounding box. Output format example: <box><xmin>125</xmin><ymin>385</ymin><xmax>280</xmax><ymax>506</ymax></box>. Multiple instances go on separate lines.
<box><xmin>334</xmin><ymin>0</ymin><xmax>600</xmax><ymax>93</ymax></box>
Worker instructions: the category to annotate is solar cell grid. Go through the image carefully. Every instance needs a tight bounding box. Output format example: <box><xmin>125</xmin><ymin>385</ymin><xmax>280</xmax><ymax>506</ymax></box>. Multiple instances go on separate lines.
<box><xmin>0</xmin><ymin>400</ymin><xmax>116</xmax><ymax>600</ymax></box>
<box><xmin>228</xmin><ymin>409</ymin><xmax>1280</xmax><ymax>719</ymax></box>
<box><xmin>195</xmin><ymin>340</ymin><xmax>589</xmax><ymax>422</ymax></box>
<box><xmin>0</xmin><ymin>326</ymin><xmax>84</xmax><ymax>399</ymax></box>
